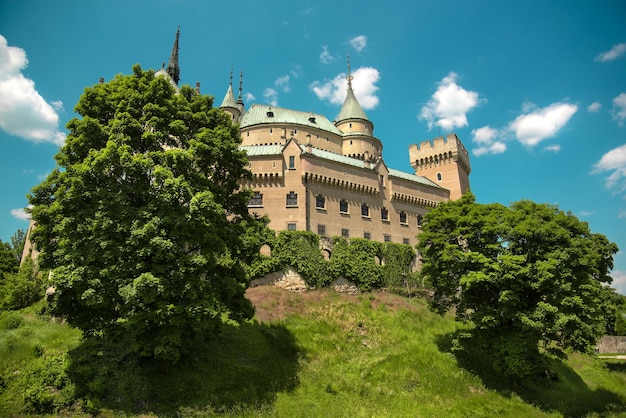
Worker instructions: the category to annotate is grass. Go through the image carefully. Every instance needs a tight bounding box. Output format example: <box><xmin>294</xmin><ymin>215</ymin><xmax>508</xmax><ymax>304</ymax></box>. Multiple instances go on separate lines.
<box><xmin>0</xmin><ymin>288</ymin><xmax>625</xmax><ymax>416</ymax></box>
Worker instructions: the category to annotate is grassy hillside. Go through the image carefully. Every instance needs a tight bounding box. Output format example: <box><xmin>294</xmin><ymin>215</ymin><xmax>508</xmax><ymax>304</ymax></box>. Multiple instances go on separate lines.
<box><xmin>1</xmin><ymin>287</ymin><xmax>625</xmax><ymax>417</ymax></box>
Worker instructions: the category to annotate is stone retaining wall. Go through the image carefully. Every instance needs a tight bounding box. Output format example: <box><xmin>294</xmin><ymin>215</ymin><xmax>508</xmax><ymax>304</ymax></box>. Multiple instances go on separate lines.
<box><xmin>596</xmin><ymin>336</ymin><xmax>626</xmax><ymax>354</ymax></box>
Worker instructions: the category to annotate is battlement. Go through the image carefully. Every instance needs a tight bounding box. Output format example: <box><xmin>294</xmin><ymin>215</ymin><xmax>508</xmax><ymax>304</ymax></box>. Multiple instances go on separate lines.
<box><xmin>409</xmin><ymin>133</ymin><xmax>471</xmax><ymax>174</ymax></box>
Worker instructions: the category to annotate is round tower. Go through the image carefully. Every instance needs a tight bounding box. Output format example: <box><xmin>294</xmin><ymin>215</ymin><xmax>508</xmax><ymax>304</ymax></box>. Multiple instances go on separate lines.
<box><xmin>335</xmin><ymin>57</ymin><xmax>382</xmax><ymax>163</ymax></box>
<box><xmin>408</xmin><ymin>133</ymin><xmax>471</xmax><ymax>201</ymax></box>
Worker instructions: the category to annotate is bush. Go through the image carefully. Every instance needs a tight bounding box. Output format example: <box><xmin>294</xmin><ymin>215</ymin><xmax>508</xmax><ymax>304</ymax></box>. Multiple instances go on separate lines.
<box><xmin>0</xmin><ymin>258</ymin><xmax>43</xmax><ymax>311</ymax></box>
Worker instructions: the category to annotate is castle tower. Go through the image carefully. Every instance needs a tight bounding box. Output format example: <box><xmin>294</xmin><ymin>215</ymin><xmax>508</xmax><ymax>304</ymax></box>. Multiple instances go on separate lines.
<box><xmin>220</xmin><ymin>68</ymin><xmax>242</xmax><ymax>123</ymax></box>
<box><xmin>408</xmin><ymin>133</ymin><xmax>471</xmax><ymax>201</ymax></box>
<box><xmin>166</xmin><ymin>26</ymin><xmax>180</xmax><ymax>85</ymax></box>
<box><xmin>335</xmin><ymin>56</ymin><xmax>382</xmax><ymax>162</ymax></box>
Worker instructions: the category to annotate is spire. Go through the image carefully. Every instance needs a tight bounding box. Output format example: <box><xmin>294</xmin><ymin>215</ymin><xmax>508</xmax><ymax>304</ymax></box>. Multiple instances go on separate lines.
<box><xmin>166</xmin><ymin>26</ymin><xmax>180</xmax><ymax>85</ymax></box>
<box><xmin>236</xmin><ymin>71</ymin><xmax>245</xmax><ymax>113</ymax></box>
<box><xmin>336</xmin><ymin>55</ymin><xmax>369</xmax><ymax>123</ymax></box>
<box><xmin>220</xmin><ymin>67</ymin><xmax>237</xmax><ymax>108</ymax></box>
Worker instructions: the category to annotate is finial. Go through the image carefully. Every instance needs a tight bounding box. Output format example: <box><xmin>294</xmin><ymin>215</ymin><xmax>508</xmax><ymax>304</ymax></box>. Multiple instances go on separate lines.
<box><xmin>346</xmin><ymin>55</ymin><xmax>353</xmax><ymax>89</ymax></box>
<box><xmin>238</xmin><ymin>71</ymin><xmax>243</xmax><ymax>99</ymax></box>
<box><xmin>229</xmin><ymin>66</ymin><xmax>233</xmax><ymax>86</ymax></box>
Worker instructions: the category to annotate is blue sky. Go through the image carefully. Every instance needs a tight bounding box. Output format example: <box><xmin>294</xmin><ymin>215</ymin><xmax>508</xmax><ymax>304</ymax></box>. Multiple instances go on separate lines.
<box><xmin>1</xmin><ymin>1</ymin><xmax>625</xmax><ymax>293</ymax></box>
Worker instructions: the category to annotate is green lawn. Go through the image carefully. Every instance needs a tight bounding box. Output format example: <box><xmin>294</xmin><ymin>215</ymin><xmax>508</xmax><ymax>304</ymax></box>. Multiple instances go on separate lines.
<box><xmin>1</xmin><ymin>288</ymin><xmax>625</xmax><ymax>417</ymax></box>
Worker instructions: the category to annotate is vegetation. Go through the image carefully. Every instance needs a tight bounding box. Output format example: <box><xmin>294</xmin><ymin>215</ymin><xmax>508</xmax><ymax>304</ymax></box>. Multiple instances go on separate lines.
<box><xmin>27</xmin><ymin>65</ymin><xmax>270</xmax><ymax>362</ymax></box>
<box><xmin>1</xmin><ymin>289</ymin><xmax>625</xmax><ymax>417</ymax></box>
<box><xmin>418</xmin><ymin>192</ymin><xmax>619</xmax><ymax>378</ymax></box>
<box><xmin>248</xmin><ymin>230</ymin><xmax>418</xmax><ymax>292</ymax></box>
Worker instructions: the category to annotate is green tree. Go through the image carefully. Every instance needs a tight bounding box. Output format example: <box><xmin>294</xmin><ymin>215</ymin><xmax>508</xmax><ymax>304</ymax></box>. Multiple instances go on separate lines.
<box><xmin>0</xmin><ymin>240</ymin><xmax>18</xmax><ymax>280</ymax></box>
<box><xmin>28</xmin><ymin>65</ymin><xmax>268</xmax><ymax>362</ymax></box>
<box><xmin>10</xmin><ymin>229</ymin><xmax>26</xmax><ymax>263</ymax></box>
<box><xmin>417</xmin><ymin>193</ymin><xmax>618</xmax><ymax>378</ymax></box>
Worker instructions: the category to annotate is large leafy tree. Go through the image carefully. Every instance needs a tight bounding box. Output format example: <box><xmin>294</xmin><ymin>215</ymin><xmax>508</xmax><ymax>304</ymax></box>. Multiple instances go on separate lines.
<box><xmin>29</xmin><ymin>65</ymin><xmax>267</xmax><ymax>362</ymax></box>
<box><xmin>417</xmin><ymin>193</ymin><xmax>618</xmax><ymax>377</ymax></box>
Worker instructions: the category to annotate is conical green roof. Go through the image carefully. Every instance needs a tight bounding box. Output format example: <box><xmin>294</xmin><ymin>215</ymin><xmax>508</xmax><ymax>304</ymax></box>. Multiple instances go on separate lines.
<box><xmin>220</xmin><ymin>83</ymin><xmax>237</xmax><ymax>108</ymax></box>
<box><xmin>336</xmin><ymin>84</ymin><xmax>369</xmax><ymax>122</ymax></box>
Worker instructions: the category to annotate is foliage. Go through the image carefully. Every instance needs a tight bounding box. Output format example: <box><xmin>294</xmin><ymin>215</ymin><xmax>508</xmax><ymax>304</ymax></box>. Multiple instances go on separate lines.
<box><xmin>417</xmin><ymin>192</ymin><xmax>619</xmax><ymax>378</ymax></box>
<box><xmin>329</xmin><ymin>237</ymin><xmax>383</xmax><ymax>290</ymax></box>
<box><xmin>27</xmin><ymin>65</ymin><xmax>269</xmax><ymax>362</ymax></box>
<box><xmin>0</xmin><ymin>240</ymin><xmax>18</xmax><ymax>280</ymax></box>
<box><xmin>0</xmin><ymin>258</ymin><xmax>44</xmax><ymax>310</ymax></box>
<box><xmin>10</xmin><ymin>229</ymin><xmax>26</xmax><ymax>264</ymax></box>
<box><xmin>599</xmin><ymin>285</ymin><xmax>626</xmax><ymax>335</ymax></box>
<box><xmin>381</xmin><ymin>242</ymin><xmax>417</xmax><ymax>291</ymax></box>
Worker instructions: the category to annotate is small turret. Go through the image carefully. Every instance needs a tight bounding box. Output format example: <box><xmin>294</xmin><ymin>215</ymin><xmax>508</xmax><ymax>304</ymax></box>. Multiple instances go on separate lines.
<box><xmin>336</xmin><ymin>56</ymin><xmax>381</xmax><ymax>162</ymax></box>
<box><xmin>220</xmin><ymin>68</ymin><xmax>242</xmax><ymax>123</ymax></box>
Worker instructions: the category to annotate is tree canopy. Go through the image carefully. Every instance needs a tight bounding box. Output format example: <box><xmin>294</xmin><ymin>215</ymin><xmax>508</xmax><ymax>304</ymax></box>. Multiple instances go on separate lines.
<box><xmin>417</xmin><ymin>192</ymin><xmax>619</xmax><ymax>377</ymax></box>
<box><xmin>28</xmin><ymin>65</ymin><xmax>268</xmax><ymax>362</ymax></box>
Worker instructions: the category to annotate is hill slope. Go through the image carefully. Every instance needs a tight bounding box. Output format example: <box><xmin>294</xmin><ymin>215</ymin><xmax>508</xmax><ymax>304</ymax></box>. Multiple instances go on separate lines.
<box><xmin>1</xmin><ymin>287</ymin><xmax>625</xmax><ymax>416</ymax></box>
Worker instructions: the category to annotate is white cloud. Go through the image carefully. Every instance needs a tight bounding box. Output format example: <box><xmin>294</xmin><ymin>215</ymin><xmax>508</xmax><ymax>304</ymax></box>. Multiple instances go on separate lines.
<box><xmin>310</xmin><ymin>67</ymin><xmax>380</xmax><ymax>110</ymax></box>
<box><xmin>275</xmin><ymin>75</ymin><xmax>290</xmax><ymax>92</ymax></box>
<box><xmin>320</xmin><ymin>45</ymin><xmax>335</xmax><ymax>64</ymax></box>
<box><xmin>544</xmin><ymin>144</ymin><xmax>561</xmax><ymax>152</ymax></box>
<box><xmin>618</xmin><ymin>209</ymin><xmax>626</xmax><ymax>219</ymax></box>
<box><xmin>0</xmin><ymin>35</ymin><xmax>65</xmax><ymax>145</ymax></box>
<box><xmin>349</xmin><ymin>35</ymin><xmax>367</xmax><ymax>52</ymax></box>
<box><xmin>470</xmin><ymin>126</ymin><xmax>506</xmax><ymax>156</ymax></box>
<box><xmin>290</xmin><ymin>64</ymin><xmax>302</xmax><ymax>78</ymax></box>
<box><xmin>611</xmin><ymin>92</ymin><xmax>626</xmax><ymax>126</ymax></box>
<box><xmin>593</xmin><ymin>143</ymin><xmax>626</xmax><ymax>195</ymax></box>
<box><xmin>263</xmin><ymin>88</ymin><xmax>278</xmax><ymax>107</ymax></box>
<box><xmin>244</xmin><ymin>92</ymin><xmax>256</xmax><ymax>102</ymax></box>
<box><xmin>419</xmin><ymin>72</ymin><xmax>482</xmax><ymax>131</ymax></box>
<box><xmin>508</xmin><ymin>102</ymin><xmax>577</xmax><ymax>147</ymax></box>
<box><xmin>578</xmin><ymin>210</ymin><xmax>594</xmax><ymax>217</ymax></box>
<box><xmin>587</xmin><ymin>102</ymin><xmax>602</xmax><ymax>112</ymax></box>
<box><xmin>610</xmin><ymin>270</ymin><xmax>626</xmax><ymax>296</ymax></box>
<box><xmin>10</xmin><ymin>208</ymin><xmax>30</xmax><ymax>221</ymax></box>
<box><xmin>595</xmin><ymin>42</ymin><xmax>626</xmax><ymax>63</ymax></box>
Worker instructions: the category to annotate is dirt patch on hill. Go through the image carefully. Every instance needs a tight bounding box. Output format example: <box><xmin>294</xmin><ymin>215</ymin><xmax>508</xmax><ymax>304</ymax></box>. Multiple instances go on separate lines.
<box><xmin>245</xmin><ymin>286</ymin><xmax>421</xmax><ymax>323</ymax></box>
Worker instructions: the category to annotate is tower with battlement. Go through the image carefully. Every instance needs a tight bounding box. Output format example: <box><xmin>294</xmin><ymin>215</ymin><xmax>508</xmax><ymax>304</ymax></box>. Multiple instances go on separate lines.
<box><xmin>408</xmin><ymin>133</ymin><xmax>471</xmax><ymax>201</ymax></box>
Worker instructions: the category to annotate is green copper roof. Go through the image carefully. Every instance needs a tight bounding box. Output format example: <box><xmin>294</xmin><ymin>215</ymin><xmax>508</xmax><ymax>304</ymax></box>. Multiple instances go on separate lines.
<box><xmin>220</xmin><ymin>83</ymin><xmax>237</xmax><ymax>108</ymax></box>
<box><xmin>240</xmin><ymin>104</ymin><xmax>343</xmax><ymax>135</ymax></box>
<box><xmin>336</xmin><ymin>84</ymin><xmax>369</xmax><ymax>123</ymax></box>
<box><xmin>239</xmin><ymin>144</ymin><xmax>441</xmax><ymax>189</ymax></box>
<box><xmin>388</xmin><ymin>168</ymin><xmax>441</xmax><ymax>188</ymax></box>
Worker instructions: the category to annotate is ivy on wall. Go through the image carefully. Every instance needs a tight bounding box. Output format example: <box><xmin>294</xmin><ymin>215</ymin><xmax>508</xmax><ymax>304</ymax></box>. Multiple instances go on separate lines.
<box><xmin>248</xmin><ymin>231</ymin><xmax>417</xmax><ymax>292</ymax></box>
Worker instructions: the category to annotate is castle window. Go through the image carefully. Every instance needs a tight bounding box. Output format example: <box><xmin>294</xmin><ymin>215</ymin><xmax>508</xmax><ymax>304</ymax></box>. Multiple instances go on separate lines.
<box><xmin>350</xmin><ymin>140</ymin><xmax>353</xmax><ymax>145</ymax></box>
<box><xmin>379</xmin><ymin>175</ymin><xmax>385</xmax><ymax>188</ymax></box>
<box><xmin>437</xmin><ymin>172</ymin><xmax>442</xmax><ymax>182</ymax></box>
<box><xmin>286</xmin><ymin>191</ymin><xmax>298</xmax><ymax>207</ymax></box>
<box><xmin>248</xmin><ymin>191</ymin><xmax>263</xmax><ymax>207</ymax></box>
<box><xmin>417</xmin><ymin>215</ymin><xmax>423</xmax><ymax>228</ymax></box>
<box><xmin>361</xmin><ymin>204</ymin><xmax>370</xmax><ymax>218</ymax></box>
<box><xmin>342</xmin><ymin>228</ymin><xmax>350</xmax><ymax>238</ymax></box>
<box><xmin>287</xmin><ymin>223</ymin><xmax>297</xmax><ymax>231</ymax></box>
<box><xmin>400</xmin><ymin>211</ymin><xmax>408</xmax><ymax>225</ymax></box>
<box><xmin>384</xmin><ymin>234</ymin><xmax>391</xmax><ymax>243</ymax></box>
<box><xmin>364</xmin><ymin>232</ymin><xmax>371</xmax><ymax>240</ymax></box>
<box><xmin>272</xmin><ymin>161</ymin><xmax>276</xmax><ymax>168</ymax></box>
<box><xmin>270</xmin><ymin>128</ymin><xmax>273</xmax><ymax>134</ymax></box>
<box><xmin>403</xmin><ymin>238</ymin><xmax>410</xmax><ymax>245</ymax></box>
<box><xmin>289</xmin><ymin>155</ymin><xmax>295</xmax><ymax>169</ymax></box>
<box><xmin>315</xmin><ymin>195</ymin><xmax>326</xmax><ymax>209</ymax></box>
<box><xmin>340</xmin><ymin>199</ymin><xmax>349</xmax><ymax>214</ymax></box>
<box><xmin>309</xmin><ymin>117</ymin><xmax>316</xmax><ymax>123</ymax></box>
<box><xmin>246</xmin><ymin>132</ymin><xmax>249</xmax><ymax>137</ymax></box>
<box><xmin>267</xmin><ymin>110</ymin><xmax>274</xmax><ymax>117</ymax></box>
<box><xmin>318</xmin><ymin>224</ymin><xmax>326</xmax><ymax>236</ymax></box>
<box><xmin>381</xmin><ymin>207</ymin><xmax>389</xmax><ymax>221</ymax></box>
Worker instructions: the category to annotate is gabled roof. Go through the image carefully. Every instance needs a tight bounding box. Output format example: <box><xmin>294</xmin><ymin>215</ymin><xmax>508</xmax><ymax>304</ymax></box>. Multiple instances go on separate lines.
<box><xmin>239</xmin><ymin>104</ymin><xmax>343</xmax><ymax>136</ymax></box>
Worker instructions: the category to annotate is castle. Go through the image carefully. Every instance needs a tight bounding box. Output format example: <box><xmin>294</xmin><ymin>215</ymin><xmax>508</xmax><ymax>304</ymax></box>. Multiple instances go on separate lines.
<box><xmin>22</xmin><ymin>30</ymin><xmax>471</xmax><ymax>263</ymax></box>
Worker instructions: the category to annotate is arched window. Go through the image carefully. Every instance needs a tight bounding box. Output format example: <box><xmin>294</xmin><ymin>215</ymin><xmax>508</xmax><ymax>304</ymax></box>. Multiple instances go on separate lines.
<box><xmin>436</xmin><ymin>172</ymin><xmax>442</xmax><ymax>182</ymax></box>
